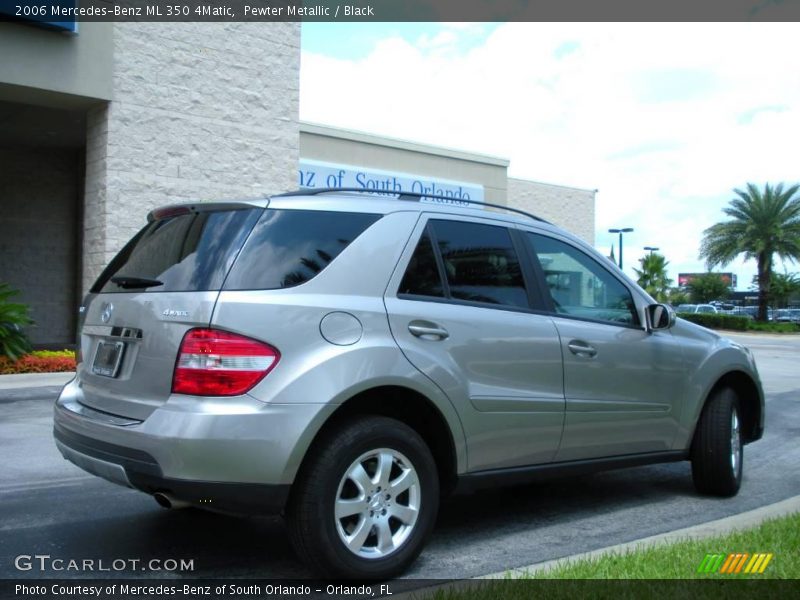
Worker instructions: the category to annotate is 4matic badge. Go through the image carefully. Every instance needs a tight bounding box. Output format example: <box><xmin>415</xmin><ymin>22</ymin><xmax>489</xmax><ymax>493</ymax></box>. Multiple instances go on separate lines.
<box><xmin>162</xmin><ymin>309</ymin><xmax>189</xmax><ymax>318</ymax></box>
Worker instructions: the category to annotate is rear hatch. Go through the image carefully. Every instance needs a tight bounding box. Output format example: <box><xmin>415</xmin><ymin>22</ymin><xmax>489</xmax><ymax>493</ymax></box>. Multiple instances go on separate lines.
<box><xmin>77</xmin><ymin>204</ymin><xmax>263</xmax><ymax>420</ymax></box>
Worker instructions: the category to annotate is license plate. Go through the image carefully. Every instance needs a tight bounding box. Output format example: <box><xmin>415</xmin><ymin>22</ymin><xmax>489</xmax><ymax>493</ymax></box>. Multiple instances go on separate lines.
<box><xmin>92</xmin><ymin>341</ymin><xmax>125</xmax><ymax>378</ymax></box>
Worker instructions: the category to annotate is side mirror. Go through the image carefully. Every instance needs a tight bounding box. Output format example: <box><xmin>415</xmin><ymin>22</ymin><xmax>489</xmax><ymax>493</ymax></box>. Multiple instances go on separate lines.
<box><xmin>646</xmin><ymin>303</ymin><xmax>675</xmax><ymax>332</ymax></box>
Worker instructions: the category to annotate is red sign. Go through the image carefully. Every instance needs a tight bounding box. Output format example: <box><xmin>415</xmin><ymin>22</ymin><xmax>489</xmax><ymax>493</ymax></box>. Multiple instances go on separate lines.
<box><xmin>678</xmin><ymin>273</ymin><xmax>737</xmax><ymax>288</ymax></box>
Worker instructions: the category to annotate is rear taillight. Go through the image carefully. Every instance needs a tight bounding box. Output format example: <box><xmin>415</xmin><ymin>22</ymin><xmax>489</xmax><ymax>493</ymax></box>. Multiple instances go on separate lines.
<box><xmin>172</xmin><ymin>328</ymin><xmax>279</xmax><ymax>396</ymax></box>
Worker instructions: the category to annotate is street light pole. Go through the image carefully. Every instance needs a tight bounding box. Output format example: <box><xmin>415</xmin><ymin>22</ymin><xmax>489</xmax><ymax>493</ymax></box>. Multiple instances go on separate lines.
<box><xmin>608</xmin><ymin>227</ymin><xmax>634</xmax><ymax>269</ymax></box>
<box><xmin>644</xmin><ymin>246</ymin><xmax>660</xmax><ymax>255</ymax></box>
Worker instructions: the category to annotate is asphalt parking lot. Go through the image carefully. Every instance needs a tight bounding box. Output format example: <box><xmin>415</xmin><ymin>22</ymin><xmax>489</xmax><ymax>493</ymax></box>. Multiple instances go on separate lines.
<box><xmin>0</xmin><ymin>332</ymin><xmax>798</xmax><ymax>580</ymax></box>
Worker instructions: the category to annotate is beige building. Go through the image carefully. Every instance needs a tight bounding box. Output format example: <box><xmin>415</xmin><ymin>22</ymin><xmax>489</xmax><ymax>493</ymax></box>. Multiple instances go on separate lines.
<box><xmin>0</xmin><ymin>21</ymin><xmax>594</xmax><ymax>347</ymax></box>
<box><xmin>299</xmin><ymin>123</ymin><xmax>596</xmax><ymax>245</ymax></box>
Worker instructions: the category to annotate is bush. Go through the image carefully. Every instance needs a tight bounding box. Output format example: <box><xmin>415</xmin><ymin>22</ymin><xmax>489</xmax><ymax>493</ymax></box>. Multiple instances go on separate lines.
<box><xmin>31</xmin><ymin>349</ymin><xmax>75</xmax><ymax>359</ymax></box>
<box><xmin>678</xmin><ymin>312</ymin><xmax>800</xmax><ymax>333</ymax></box>
<box><xmin>747</xmin><ymin>321</ymin><xmax>800</xmax><ymax>333</ymax></box>
<box><xmin>677</xmin><ymin>312</ymin><xmax>750</xmax><ymax>331</ymax></box>
<box><xmin>0</xmin><ymin>352</ymin><xmax>76</xmax><ymax>374</ymax></box>
<box><xmin>0</xmin><ymin>283</ymin><xmax>34</xmax><ymax>360</ymax></box>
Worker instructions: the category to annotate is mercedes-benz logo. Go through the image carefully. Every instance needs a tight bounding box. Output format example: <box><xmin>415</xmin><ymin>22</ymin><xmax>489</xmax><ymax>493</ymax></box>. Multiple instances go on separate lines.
<box><xmin>100</xmin><ymin>302</ymin><xmax>114</xmax><ymax>323</ymax></box>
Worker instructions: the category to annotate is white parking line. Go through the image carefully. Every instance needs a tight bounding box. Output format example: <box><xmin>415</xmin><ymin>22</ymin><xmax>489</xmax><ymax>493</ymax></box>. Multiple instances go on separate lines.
<box><xmin>0</xmin><ymin>476</ymin><xmax>94</xmax><ymax>494</ymax></box>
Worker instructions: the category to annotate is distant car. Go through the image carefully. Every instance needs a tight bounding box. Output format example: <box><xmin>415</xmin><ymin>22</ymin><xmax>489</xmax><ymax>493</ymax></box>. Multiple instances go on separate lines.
<box><xmin>711</xmin><ymin>302</ymin><xmax>736</xmax><ymax>311</ymax></box>
<box><xmin>719</xmin><ymin>309</ymin><xmax>753</xmax><ymax>320</ymax></box>
<box><xmin>676</xmin><ymin>304</ymin><xmax>718</xmax><ymax>314</ymax></box>
<box><xmin>695</xmin><ymin>304</ymin><xmax>718</xmax><ymax>314</ymax></box>
<box><xmin>774</xmin><ymin>309</ymin><xmax>800</xmax><ymax>323</ymax></box>
<box><xmin>731</xmin><ymin>306</ymin><xmax>758</xmax><ymax>320</ymax></box>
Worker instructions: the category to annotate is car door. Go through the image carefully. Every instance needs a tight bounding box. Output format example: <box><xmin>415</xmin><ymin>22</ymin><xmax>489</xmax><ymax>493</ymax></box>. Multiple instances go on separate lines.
<box><xmin>384</xmin><ymin>215</ymin><xmax>565</xmax><ymax>471</ymax></box>
<box><xmin>524</xmin><ymin>231</ymin><xmax>687</xmax><ymax>461</ymax></box>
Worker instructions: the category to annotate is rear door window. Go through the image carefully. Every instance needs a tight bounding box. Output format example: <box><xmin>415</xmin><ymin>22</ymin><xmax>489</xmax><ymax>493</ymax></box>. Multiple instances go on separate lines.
<box><xmin>92</xmin><ymin>208</ymin><xmax>262</xmax><ymax>293</ymax></box>
<box><xmin>398</xmin><ymin>230</ymin><xmax>445</xmax><ymax>298</ymax></box>
<box><xmin>223</xmin><ymin>209</ymin><xmax>381</xmax><ymax>290</ymax></box>
<box><xmin>399</xmin><ymin>219</ymin><xmax>530</xmax><ymax>309</ymax></box>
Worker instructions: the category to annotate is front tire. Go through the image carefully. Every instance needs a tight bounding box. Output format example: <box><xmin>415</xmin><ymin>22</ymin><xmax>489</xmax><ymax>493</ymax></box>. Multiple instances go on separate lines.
<box><xmin>691</xmin><ymin>387</ymin><xmax>743</xmax><ymax>497</ymax></box>
<box><xmin>286</xmin><ymin>416</ymin><xmax>439</xmax><ymax>578</ymax></box>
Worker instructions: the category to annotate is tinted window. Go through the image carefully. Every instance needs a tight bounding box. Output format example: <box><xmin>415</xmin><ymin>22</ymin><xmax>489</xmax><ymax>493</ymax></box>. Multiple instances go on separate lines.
<box><xmin>430</xmin><ymin>220</ymin><xmax>528</xmax><ymax>308</ymax></box>
<box><xmin>398</xmin><ymin>230</ymin><xmax>445</xmax><ymax>297</ymax></box>
<box><xmin>93</xmin><ymin>208</ymin><xmax>262</xmax><ymax>293</ymax></box>
<box><xmin>224</xmin><ymin>209</ymin><xmax>380</xmax><ymax>290</ymax></box>
<box><xmin>528</xmin><ymin>233</ymin><xmax>639</xmax><ymax>326</ymax></box>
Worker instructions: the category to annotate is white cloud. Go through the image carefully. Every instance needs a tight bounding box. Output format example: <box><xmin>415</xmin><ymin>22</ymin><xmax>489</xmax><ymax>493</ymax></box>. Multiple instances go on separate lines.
<box><xmin>300</xmin><ymin>23</ymin><xmax>800</xmax><ymax>286</ymax></box>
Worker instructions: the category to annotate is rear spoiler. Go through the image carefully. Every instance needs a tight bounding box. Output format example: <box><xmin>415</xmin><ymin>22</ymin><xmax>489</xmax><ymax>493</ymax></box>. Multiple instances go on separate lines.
<box><xmin>147</xmin><ymin>200</ymin><xmax>269</xmax><ymax>222</ymax></box>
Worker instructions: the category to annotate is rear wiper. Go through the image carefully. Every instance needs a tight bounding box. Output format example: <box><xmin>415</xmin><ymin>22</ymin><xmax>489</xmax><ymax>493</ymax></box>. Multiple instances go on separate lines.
<box><xmin>110</xmin><ymin>276</ymin><xmax>164</xmax><ymax>289</ymax></box>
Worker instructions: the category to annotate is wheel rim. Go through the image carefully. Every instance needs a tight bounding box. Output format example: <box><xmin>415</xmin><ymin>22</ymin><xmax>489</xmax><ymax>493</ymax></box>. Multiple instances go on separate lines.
<box><xmin>731</xmin><ymin>408</ymin><xmax>741</xmax><ymax>473</ymax></box>
<box><xmin>334</xmin><ymin>448</ymin><xmax>421</xmax><ymax>559</ymax></box>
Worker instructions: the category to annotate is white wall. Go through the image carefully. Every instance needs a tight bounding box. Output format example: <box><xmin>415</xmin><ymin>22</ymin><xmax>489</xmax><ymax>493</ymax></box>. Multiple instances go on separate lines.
<box><xmin>507</xmin><ymin>177</ymin><xmax>596</xmax><ymax>244</ymax></box>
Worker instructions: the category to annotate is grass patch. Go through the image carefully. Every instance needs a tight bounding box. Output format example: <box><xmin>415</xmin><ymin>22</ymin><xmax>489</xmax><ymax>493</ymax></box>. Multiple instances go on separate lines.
<box><xmin>420</xmin><ymin>513</ymin><xmax>799</xmax><ymax>600</ymax></box>
<box><xmin>745</xmin><ymin>321</ymin><xmax>800</xmax><ymax>333</ymax></box>
<box><xmin>535</xmin><ymin>511</ymin><xmax>799</xmax><ymax>579</ymax></box>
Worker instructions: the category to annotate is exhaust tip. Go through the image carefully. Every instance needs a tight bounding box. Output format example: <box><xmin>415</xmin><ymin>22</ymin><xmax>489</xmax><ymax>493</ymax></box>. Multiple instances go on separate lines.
<box><xmin>154</xmin><ymin>492</ymin><xmax>192</xmax><ymax>510</ymax></box>
<box><xmin>154</xmin><ymin>492</ymin><xmax>172</xmax><ymax>509</ymax></box>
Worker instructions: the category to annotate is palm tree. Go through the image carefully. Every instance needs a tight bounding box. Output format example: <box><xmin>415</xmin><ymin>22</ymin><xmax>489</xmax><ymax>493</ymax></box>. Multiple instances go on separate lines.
<box><xmin>633</xmin><ymin>253</ymin><xmax>673</xmax><ymax>302</ymax></box>
<box><xmin>700</xmin><ymin>183</ymin><xmax>800</xmax><ymax>321</ymax></box>
<box><xmin>754</xmin><ymin>270</ymin><xmax>800</xmax><ymax>308</ymax></box>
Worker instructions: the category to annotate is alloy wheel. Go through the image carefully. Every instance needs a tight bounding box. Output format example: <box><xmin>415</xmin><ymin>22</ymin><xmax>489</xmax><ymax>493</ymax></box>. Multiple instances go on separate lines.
<box><xmin>334</xmin><ymin>448</ymin><xmax>421</xmax><ymax>559</ymax></box>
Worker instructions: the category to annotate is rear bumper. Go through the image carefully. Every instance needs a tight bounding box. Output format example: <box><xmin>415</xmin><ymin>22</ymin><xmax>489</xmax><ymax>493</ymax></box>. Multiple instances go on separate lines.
<box><xmin>54</xmin><ymin>426</ymin><xmax>290</xmax><ymax>514</ymax></box>
<box><xmin>53</xmin><ymin>378</ymin><xmax>332</xmax><ymax>515</ymax></box>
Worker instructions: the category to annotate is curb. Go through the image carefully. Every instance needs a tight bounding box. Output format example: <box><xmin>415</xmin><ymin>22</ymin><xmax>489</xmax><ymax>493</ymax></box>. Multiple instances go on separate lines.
<box><xmin>481</xmin><ymin>494</ymin><xmax>800</xmax><ymax>579</ymax></box>
<box><xmin>0</xmin><ymin>372</ymin><xmax>75</xmax><ymax>391</ymax></box>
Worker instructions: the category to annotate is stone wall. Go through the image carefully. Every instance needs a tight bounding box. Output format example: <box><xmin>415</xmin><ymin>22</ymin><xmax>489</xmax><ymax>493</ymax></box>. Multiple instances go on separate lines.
<box><xmin>507</xmin><ymin>177</ymin><xmax>596</xmax><ymax>244</ymax></box>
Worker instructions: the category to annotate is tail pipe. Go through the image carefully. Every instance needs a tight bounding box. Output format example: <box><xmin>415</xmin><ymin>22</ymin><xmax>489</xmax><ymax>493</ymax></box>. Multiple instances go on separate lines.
<box><xmin>153</xmin><ymin>492</ymin><xmax>192</xmax><ymax>510</ymax></box>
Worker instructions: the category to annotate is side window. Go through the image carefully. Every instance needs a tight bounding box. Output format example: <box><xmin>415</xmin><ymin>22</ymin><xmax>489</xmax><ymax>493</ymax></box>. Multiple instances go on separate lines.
<box><xmin>430</xmin><ymin>220</ymin><xmax>528</xmax><ymax>308</ymax></box>
<box><xmin>224</xmin><ymin>209</ymin><xmax>380</xmax><ymax>290</ymax></box>
<box><xmin>398</xmin><ymin>230</ymin><xmax>445</xmax><ymax>297</ymax></box>
<box><xmin>527</xmin><ymin>233</ymin><xmax>639</xmax><ymax>326</ymax></box>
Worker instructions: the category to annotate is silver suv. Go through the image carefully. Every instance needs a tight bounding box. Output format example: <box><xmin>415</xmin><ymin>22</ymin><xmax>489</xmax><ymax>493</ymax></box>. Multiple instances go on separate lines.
<box><xmin>54</xmin><ymin>189</ymin><xmax>764</xmax><ymax>578</ymax></box>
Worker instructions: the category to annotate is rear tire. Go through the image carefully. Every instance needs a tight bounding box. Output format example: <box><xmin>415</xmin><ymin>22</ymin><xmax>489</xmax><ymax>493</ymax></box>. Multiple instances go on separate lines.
<box><xmin>286</xmin><ymin>416</ymin><xmax>439</xmax><ymax>579</ymax></box>
<box><xmin>691</xmin><ymin>387</ymin><xmax>743</xmax><ymax>497</ymax></box>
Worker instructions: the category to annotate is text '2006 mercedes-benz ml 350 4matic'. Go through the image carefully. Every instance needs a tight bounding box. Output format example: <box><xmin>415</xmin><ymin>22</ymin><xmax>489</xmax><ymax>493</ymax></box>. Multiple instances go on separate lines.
<box><xmin>54</xmin><ymin>189</ymin><xmax>764</xmax><ymax>579</ymax></box>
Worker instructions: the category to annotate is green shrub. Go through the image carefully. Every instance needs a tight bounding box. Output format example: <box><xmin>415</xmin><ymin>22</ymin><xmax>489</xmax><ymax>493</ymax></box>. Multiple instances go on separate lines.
<box><xmin>31</xmin><ymin>349</ymin><xmax>75</xmax><ymax>359</ymax></box>
<box><xmin>746</xmin><ymin>321</ymin><xmax>800</xmax><ymax>333</ymax></box>
<box><xmin>676</xmin><ymin>312</ymin><xmax>750</xmax><ymax>331</ymax></box>
<box><xmin>678</xmin><ymin>312</ymin><xmax>800</xmax><ymax>333</ymax></box>
<box><xmin>0</xmin><ymin>283</ymin><xmax>33</xmax><ymax>360</ymax></box>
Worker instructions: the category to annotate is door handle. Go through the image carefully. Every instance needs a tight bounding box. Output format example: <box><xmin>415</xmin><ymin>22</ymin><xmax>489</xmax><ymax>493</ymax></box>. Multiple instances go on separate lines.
<box><xmin>408</xmin><ymin>322</ymin><xmax>449</xmax><ymax>340</ymax></box>
<box><xmin>568</xmin><ymin>340</ymin><xmax>597</xmax><ymax>357</ymax></box>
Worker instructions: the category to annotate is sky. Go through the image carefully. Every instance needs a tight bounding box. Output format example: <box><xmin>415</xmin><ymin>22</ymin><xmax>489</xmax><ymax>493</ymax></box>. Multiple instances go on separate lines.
<box><xmin>299</xmin><ymin>23</ymin><xmax>800</xmax><ymax>289</ymax></box>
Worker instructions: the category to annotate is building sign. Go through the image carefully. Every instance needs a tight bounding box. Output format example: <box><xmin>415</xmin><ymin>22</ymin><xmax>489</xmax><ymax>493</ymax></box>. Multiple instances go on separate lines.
<box><xmin>1</xmin><ymin>1</ymin><xmax>78</xmax><ymax>33</ymax></box>
<box><xmin>298</xmin><ymin>159</ymin><xmax>484</xmax><ymax>207</ymax></box>
<box><xmin>678</xmin><ymin>272</ymin><xmax>737</xmax><ymax>288</ymax></box>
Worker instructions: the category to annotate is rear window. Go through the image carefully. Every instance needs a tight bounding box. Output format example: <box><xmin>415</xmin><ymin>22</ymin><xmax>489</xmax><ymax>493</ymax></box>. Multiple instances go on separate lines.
<box><xmin>223</xmin><ymin>209</ymin><xmax>381</xmax><ymax>290</ymax></box>
<box><xmin>92</xmin><ymin>208</ymin><xmax>262</xmax><ymax>293</ymax></box>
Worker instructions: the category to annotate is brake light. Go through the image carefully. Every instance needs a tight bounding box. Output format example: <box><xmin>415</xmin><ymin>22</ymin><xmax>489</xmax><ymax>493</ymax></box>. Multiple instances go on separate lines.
<box><xmin>172</xmin><ymin>328</ymin><xmax>279</xmax><ymax>396</ymax></box>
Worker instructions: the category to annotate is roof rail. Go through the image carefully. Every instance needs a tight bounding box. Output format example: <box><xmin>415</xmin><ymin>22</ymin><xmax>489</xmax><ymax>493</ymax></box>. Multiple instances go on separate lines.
<box><xmin>274</xmin><ymin>187</ymin><xmax>550</xmax><ymax>224</ymax></box>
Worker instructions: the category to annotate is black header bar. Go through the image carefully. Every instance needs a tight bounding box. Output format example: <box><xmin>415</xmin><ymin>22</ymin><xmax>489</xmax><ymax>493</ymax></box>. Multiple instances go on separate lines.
<box><xmin>3</xmin><ymin>0</ymin><xmax>800</xmax><ymax>24</ymax></box>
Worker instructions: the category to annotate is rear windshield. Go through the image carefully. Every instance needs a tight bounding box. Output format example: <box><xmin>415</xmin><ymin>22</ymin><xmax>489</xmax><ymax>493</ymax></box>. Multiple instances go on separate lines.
<box><xmin>91</xmin><ymin>208</ymin><xmax>262</xmax><ymax>294</ymax></box>
<box><xmin>223</xmin><ymin>209</ymin><xmax>381</xmax><ymax>290</ymax></box>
